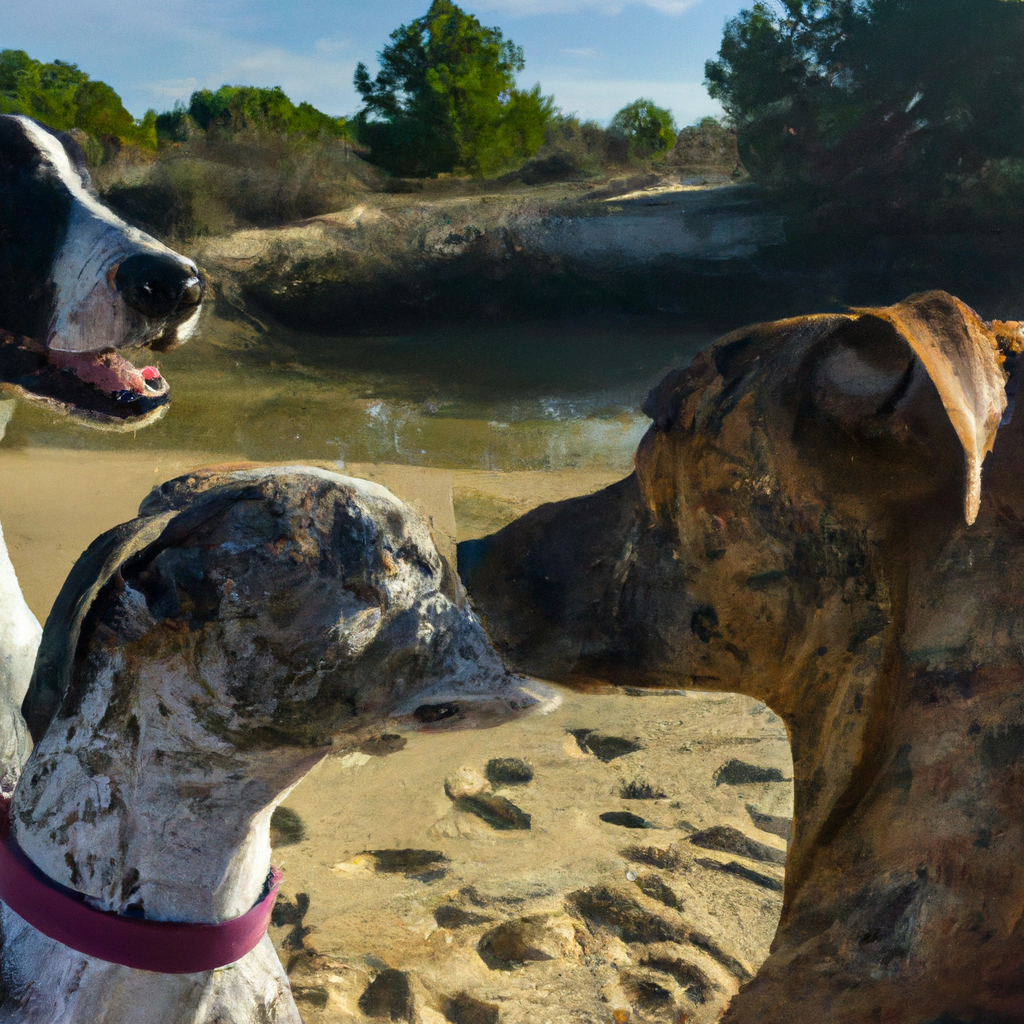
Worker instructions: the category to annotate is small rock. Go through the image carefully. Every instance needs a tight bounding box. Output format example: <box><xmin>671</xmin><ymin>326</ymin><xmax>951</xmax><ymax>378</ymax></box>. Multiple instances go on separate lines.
<box><xmin>688</xmin><ymin>825</ymin><xmax>787</xmax><ymax>865</ymax></box>
<box><xmin>485</xmin><ymin>757</ymin><xmax>534</xmax><ymax>785</ymax></box>
<box><xmin>454</xmin><ymin>793</ymin><xmax>531</xmax><ymax>830</ymax></box>
<box><xmin>434</xmin><ymin>905</ymin><xmax>491</xmax><ymax>929</ymax></box>
<box><xmin>713</xmin><ymin>759</ymin><xmax>786</xmax><ymax>785</ymax></box>
<box><xmin>358</xmin><ymin>968</ymin><xmax>414</xmax><ymax>1021</ymax></box>
<box><xmin>270</xmin><ymin>806</ymin><xmax>306</xmax><ymax>847</ymax></box>
<box><xmin>745</xmin><ymin>802</ymin><xmax>792</xmax><ymax>843</ymax></box>
<box><xmin>642</xmin><ymin>957</ymin><xmax>716</xmax><ymax>1005</ymax></box>
<box><xmin>478</xmin><ymin>914</ymin><xmax>579</xmax><ymax>968</ymax></box>
<box><xmin>568</xmin><ymin>887</ymin><xmax>682</xmax><ymax>945</ymax></box>
<box><xmin>444</xmin><ymin>766</ymin><xmax>488</xmax><ymax>800</ymax></box>
<box><xmin>365</xmin><ymin>849</ymin><xmax>449</xmax><ymax>881</ymax></box>
<box><xmin>695</xmin><ymin>857</ymin><xmax>784</xmax><ymax>892</ymax></box>
<box><xmin>359</xmin><ymin>733</ymin><xmax>408</xmax><ymax>757</ymax></box>
<box><xmin>569</xmin><ymin>729</ymin><xmax>643</xmax><ymax>762</ymax></box>
<box><xmin>621</xmin><ymin>971</ymin><xmax>674</xmax><ymax>1010</ymax></box>
<box><xmin>635</xmin><ymin>874</ymin><xmax>680</xmax><ymax>909</ymax></box>
<box><xmin>600</xmin><ymin>811</ymin><xmax>653</xmax><ymax>829</ymax></box>
<box><xmin>442</xmin><ymin>992</ymin><xmax>499</xmax><ymax>1024</ymax></box>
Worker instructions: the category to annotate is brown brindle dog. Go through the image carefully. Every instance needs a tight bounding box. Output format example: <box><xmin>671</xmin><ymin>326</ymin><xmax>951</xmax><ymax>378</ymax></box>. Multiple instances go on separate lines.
<box><xmin>458</xmin><ymin>291</ymin><xmax>1024</xmax><ymax>1024</ymax></box>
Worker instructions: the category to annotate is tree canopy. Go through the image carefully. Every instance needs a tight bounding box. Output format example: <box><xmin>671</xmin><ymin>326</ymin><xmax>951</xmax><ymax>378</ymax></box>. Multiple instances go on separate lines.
<box><xmin>704</xmin><ymin>0</ymin><xmax>1024</xmax><ymax>227</ymax></box>
<box><xmin>157</xmin><ymin>85</ymin><xmax>349</xmax><ymax>142</ymax></box>
<box><xmin>609</xmin><ymin>99</ymin><xmax>677</xmax><ymax>159</ymax></box>
<box><xmin>354</xmin><ymin>0</ymin><xmax>553</xmax><ymax>177</ymax></box>
<box><xmin>0</xmin><ymin>49</ymin><xmax>156</xmax><ymax>154</ymax></box>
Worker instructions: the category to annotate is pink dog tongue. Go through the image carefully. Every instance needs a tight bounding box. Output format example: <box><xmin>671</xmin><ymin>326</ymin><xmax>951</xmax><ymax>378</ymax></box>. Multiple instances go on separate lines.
<box><xmin>49</xmin><ymin>350</ymin><xmax>146</xmax><ymax>394</ymax></box>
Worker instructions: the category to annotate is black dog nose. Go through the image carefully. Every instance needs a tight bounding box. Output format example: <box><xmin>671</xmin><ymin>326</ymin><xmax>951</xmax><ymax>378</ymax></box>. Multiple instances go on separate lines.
<box><xmin>114</xmin><ymin>253</ymin><xmax>204</xmax><ymax>319</ymax></box>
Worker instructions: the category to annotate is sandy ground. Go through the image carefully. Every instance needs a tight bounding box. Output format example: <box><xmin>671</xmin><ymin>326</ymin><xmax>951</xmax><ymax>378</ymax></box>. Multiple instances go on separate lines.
<box><xmin>0</xmin><ymin>444</ymin><xmax>794</xmax><ymax>1024</ymax></box>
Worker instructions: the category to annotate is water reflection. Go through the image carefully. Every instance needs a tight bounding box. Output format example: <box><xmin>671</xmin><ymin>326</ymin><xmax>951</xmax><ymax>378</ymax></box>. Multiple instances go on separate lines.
<box><xmin>2</xmin><ymin>308</ymin><xmax>715</xmax><ymax>472</ymax></box>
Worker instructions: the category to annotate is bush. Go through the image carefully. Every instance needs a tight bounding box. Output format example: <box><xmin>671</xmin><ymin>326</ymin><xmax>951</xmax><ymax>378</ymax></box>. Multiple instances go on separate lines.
<box><xmin>0</xmin><ymin>49</ymin><xmax>156</xmax><ymax>160</ymax></box>
<box><xmin>609</xmin><ymin>99</ymin><xmax>677</xmax><ymax>160</ymax></box>
<box><xmin>100</xmin><ymin>131</ymin><xmax>379</xmax><ymax>241</ymax></box>
<box><xmin>157</xmin><ymin>85</ymin><xmax>349</xmax><ymax>143</ymax></box>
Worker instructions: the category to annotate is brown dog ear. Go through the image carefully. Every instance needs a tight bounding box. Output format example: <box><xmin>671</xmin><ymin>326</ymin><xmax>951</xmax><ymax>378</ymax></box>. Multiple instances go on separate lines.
<box><xmin>815</xmin><ymin>291</ymin><xmax>1007</xmax><ymax>525</ymax></box>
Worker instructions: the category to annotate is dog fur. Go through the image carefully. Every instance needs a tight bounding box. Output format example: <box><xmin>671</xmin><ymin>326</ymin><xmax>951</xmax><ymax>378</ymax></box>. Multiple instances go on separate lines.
<box><xmin>0</xmin><ymin>114</ymin><xmax>204</xmax><ymax>788</ymax></box>
<box><xmin>459</xmin><ymin>291</ymin><xmax>1024</xmax><ymax>1023</ymax></box>
<box><xmin>2</xmin><ymin>465</ymin><xmax>547</xmax><ymax>1023</ymax></box>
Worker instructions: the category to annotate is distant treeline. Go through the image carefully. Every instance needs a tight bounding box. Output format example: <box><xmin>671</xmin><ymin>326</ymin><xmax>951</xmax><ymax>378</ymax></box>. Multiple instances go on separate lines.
<box><xmin>157</xmin><ymin>85</ymin><xmax>349</xmax><ymax>144</ymax></box>
<box><xmin>0</xmin><ymin>49</ymin><xmax>157</xmax><ymax>161</ymax></box>
<box><xmin>0</xmin><ymin>1</ymin><xmax>691</xmax><ymax>184</ymax></box>
<box><xmin>706</xmin><ymin>0</ymin><xmax>1024</xmax><ymax>231</ymax></box>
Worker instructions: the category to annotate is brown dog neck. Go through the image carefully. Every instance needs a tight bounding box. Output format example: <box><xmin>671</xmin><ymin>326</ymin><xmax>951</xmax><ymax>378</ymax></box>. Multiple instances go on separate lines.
<box><xmin>460</xmin><ymin>292</ymin><xmax>1024</xmax><ymax>1023</ymax></box>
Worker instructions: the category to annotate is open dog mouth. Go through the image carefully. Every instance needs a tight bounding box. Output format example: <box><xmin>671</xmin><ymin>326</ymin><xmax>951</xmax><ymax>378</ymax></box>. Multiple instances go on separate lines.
<box><xmin>0</xmin><ymin>332</ymin><xmax>171</xmax><ymax>429</ymax></box>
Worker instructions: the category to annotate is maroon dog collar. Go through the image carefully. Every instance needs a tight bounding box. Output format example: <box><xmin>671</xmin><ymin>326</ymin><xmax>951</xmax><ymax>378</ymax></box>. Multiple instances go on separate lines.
<box><xmin>0</xmin><ymin>796</ymin><xmax>282</xmax><ymax>974</ymax></box>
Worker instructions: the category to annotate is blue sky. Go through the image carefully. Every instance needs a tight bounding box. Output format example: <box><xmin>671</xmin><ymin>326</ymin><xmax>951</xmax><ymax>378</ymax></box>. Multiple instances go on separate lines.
<box><xmin>1</xmin><ymin>0</ymin><xmax>750</xmax><ymax>126</ymax></box>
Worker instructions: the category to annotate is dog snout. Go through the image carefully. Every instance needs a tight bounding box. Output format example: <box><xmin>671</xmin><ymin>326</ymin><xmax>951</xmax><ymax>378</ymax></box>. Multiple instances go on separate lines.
<box><xmin>114</xmin><ymin>252</ymin><xmax>204</xmax><ymax>320</ymax></box>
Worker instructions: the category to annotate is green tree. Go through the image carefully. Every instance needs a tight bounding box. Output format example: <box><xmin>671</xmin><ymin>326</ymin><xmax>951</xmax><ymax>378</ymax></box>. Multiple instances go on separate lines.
<box><xmin>704</xmin><ymin>0</ymin><xmax>1024</xmax><ymax>225</ymax></box>
<box><xmin>354</xmin><ymin>0</ymin><xmax>553</xmax><ymax>177</ymax></box>
<box><xmin>0</xmin><ymin>49</ymin><xmax>157</xmax><ymax>155</ymax></box>
<box><xmin>156</xmin><ymin>85</ymin><xmax>348</xmax><ymax>142</ymax></box>
<box><xmin>609</xmin><ymin>99</ymin><xmax>678</xmax><ymax>159</ymax></box>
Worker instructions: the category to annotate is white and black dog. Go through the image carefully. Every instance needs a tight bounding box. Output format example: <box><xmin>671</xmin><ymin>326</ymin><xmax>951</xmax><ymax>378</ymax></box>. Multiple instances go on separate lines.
<box><xmin>0</xmin><ymin>114</ymin><xmax>204</xmax><ymax>785</ymax></box>
<box><xmin>0</xmin><ymin>114</ymin><xmax>203</xmax><ymax>420</ymax></box>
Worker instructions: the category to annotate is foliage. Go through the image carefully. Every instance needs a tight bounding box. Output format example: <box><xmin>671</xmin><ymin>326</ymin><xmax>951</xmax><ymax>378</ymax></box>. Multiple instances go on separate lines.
<box><xmin>353</xmin><ymin>0</ymin><xmax>553</xmax><ymax>177</ymax></box>
<box><xmin>513</xmin><ymin>113</ymin><xmax>627</xmax><ymax>182</ymax></box>
<box><xmin>704</xmin><ymin>0</ymin><xmax>1024</xmax><ymax>227</ymax></box>
<box><xmin>0</xmin><ymin>49</ymin><xmax>156</xmax><ymax>156</ymax></box>
<box><xmin>156</xmin><ymin>85</ymin><xmax>349</xmax><ymax>143</ymax></box>
<box><xmin>609</xmin><ymin>99</ymin><xmax>678</xmax><ymax>159</ymax></box>
<box><xmin>100</xmin><ymin>130</ymin><xmax>379</xmax><ymax>241</ymax></box>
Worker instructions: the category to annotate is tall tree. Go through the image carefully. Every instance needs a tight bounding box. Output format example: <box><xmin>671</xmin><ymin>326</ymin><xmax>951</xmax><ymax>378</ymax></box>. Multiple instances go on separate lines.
<box><xmin>354</xmin><ymin>0</ymin><xmax>552</xmax><ymax>177</ymax></box>
<box><xmin>0</xmin><ymin>50</ymin><xmax>156</xmax><ymax>155</ymax></box>
<box><xmin>704</xmin><ymin>0</ymin><xmax>1024</xmax><ymax>226</ymax></box>
<box><xmin>609</xmin><ymin>99</ymin><xmax>678</xmax><ymax>159</ymax></box>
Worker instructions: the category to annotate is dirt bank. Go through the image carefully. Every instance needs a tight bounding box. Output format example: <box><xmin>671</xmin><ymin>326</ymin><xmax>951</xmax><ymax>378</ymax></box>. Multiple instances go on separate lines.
<box><xmin>192</xmin><ymin>177</ymin><xmax>790</xmax><ymax>331</ymax></box>
<box><xmin>190</xmin><ymin>175</ymin><xmax>1024</xmax><ymax>331</ymax></box>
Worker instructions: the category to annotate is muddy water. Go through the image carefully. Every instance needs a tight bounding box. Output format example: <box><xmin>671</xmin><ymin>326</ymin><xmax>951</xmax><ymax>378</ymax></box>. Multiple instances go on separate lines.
<box><xmin>2</xmin><ymin>307</ymin><xmax>715</xmax><ymax>473</ymax></box>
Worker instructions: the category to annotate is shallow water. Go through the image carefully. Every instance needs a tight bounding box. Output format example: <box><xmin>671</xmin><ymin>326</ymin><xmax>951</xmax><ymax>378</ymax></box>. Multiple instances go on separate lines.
<box><xmin>3</xmin><ymin>307</ymin><xmax>716</xmax><ymax>473</ymax></box>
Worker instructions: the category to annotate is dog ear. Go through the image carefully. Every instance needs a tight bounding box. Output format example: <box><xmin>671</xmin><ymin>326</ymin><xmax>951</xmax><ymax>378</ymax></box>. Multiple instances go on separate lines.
<box><xmin>22</xmin><ymin>512</ymin><xmax>177</xmax><ymax>743</ymax></box>
<box><xmin>811</xmin><ymin>291</ymin><xmax>1007</xmax><ymax>525</ymax></box>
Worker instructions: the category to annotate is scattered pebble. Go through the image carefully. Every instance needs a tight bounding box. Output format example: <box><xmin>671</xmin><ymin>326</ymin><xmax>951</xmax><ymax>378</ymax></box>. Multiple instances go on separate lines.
<box><xmin>444</xmin><ymin>766</ymin><xmax>488</xmax><ymax>801</ymax></box>
<box><xmin>600</xmin><ymin>811</ymin><xmax>653</xmax><ymax>829</ymax></box>
<box><xmin>364</xmin><ymin>849</ymin><xmax>449</xmax><ymax>881</ymax></box>
<box><xmin>569</xmin><ymin>729</ymin><xmax>643</xmax><ymax>762</ymax></box>
<box><xmin>454</xmin><ymin>793</ymin><xmax>531</xmax><ymax>831</ymax></box>
<box><xmin>269</xmin><ymin>806</ymin><xmax>306</xmax><ymax>848</ymax></box>
<box><xmin>484</xmin><ymin>757</ymin><xmax>534</xmax><ymax>785</ymax></box>
<box><xmin>358</xmin><ymin>968</ymin><xmax>414</xmax><ymax>1022</ymax></box>
<box><xmin>688</xmin><ymin>825</ymin><xmax>787</xmax><ymax>865</ymax></box>
<box><xmin>713</xmin><ymin>759</ymin><xmax>786</xmax><ymax>785</ymax></box>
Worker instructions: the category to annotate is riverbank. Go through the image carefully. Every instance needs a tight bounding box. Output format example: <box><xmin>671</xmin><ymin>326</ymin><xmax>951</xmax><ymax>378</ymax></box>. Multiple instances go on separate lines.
<box><xmin>187</xmin><ymin>175</ymin><xmax>1024</xmax><ymax>333</ymax></box>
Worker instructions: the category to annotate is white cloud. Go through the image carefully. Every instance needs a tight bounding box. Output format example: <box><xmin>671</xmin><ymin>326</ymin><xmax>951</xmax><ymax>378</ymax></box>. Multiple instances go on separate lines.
<box><xmin>541</xmin><ymin>77</ymin><xmax>721</xmax><ymax>125</ymax></box>
<box><xmin>314</xmin><ymin>37</ymin><xmax>352</xmax><ymax>56</ymax></box>
<box><xmin>560</xmin><ymin>48</ymin><xmax>603</xmax><ymax>59</ymax></box>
